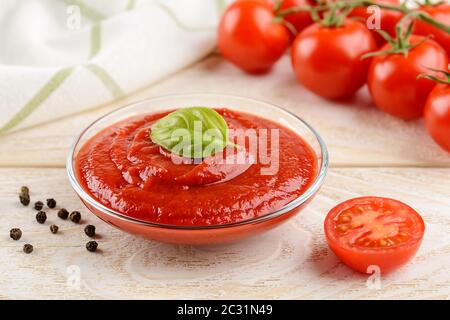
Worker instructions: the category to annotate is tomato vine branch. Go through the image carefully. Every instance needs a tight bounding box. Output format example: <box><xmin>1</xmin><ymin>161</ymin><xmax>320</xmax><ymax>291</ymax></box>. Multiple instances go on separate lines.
<box><xmin>275</xmin><ymin>0</ymin><xmax>450</xmax><ymax>34</ymax></box>
<box><xmin>361</xmin><ymin>12</ymin><xmax>431</xmax><ymax>59</ymax></box>
<box><xmin>418</xmin><ymin>64</ymin><xmax>450</xmax><ymax>85</ymax></box>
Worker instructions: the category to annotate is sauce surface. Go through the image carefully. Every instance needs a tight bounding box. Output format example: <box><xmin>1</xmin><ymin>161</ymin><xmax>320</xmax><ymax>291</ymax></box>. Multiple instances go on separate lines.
<box><xmin>76</xmin><ymin>109</ymin><xmax>318</xmax><ymax>226</ymax></box>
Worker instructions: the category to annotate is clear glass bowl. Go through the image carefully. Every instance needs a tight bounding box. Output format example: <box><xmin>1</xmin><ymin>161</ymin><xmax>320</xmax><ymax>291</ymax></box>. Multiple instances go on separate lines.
<box><xmin>67</xmin><ymin>93</ymin><xmax>328</xmax><ymax>245</ymax></box>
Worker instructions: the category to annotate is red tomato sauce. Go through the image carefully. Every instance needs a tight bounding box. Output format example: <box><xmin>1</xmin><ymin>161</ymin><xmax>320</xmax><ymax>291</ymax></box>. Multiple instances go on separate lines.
<box><xmin>75</xmin><ymin>109</ymin><xmax>318</xmax><ymax>226</ymax></box>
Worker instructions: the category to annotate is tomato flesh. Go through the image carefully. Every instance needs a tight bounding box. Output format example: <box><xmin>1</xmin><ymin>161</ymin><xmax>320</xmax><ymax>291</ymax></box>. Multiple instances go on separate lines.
<box><xmin>325</xmin><ymin>197</ymin><xmax>425</xmax><ymax>273</ymax></box>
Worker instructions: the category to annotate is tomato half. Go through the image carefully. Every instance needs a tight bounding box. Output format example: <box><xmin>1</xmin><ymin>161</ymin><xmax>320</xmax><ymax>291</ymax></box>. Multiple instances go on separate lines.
<box><xmin>324</xmin><ymin>197</ymin><xmax>425</xmax><ymax>274</ymax></box>
<box><xmin>218</xmin><ymin>0</ymin><xmax>291</xmax><ymax>73</ymax></box>
<box><xmin>348</xmin><ymin>0</ymin><xmax>403</xmax><ymax>47</ymax></box>
<box><xmin>424</xmin><ymin>84</ymin><xmax>450</xmax><ymax>152</ymax></box>
<box><xmin>414</xmin><ymin>4</ymin><xmax>450</xmax><ymax>57</ymax></box>
<box><xmin>291</xmin><ymin>19</ymin><xmax>377</xmax><ymax>99</ymax></box>
<box><xmin>367</xmin><ymin>35</ymin><xmax>448</xmax><ymax>120</ymax></box>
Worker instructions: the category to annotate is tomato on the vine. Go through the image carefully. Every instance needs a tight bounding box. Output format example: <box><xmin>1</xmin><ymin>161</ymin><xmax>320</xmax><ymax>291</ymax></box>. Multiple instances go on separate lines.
<box><xmin>218</xmin><ymin>0</ymin><xmax>291</xmax><ymax>73</ymax></box>
<box><xmin>414</xmin><ymin>3</ymin><xmax>450</xmax><ymax>57</ymax></box>
<box><xmin>424</xmin><ymin>83</ymin><xmax>450</xmax><ymax>152</ymax></box>
<box><xmin>348</xmin><ymin>0</ymin><xmax>403</xmax><ymax>47</ymax></box>
<box><xmin>324</xmin><ymin>196</ymin><xmax>425</xmax><ymax>274</ymax></box>
<box><xmin>367</xmin><ymin>35</ymin><xmax>448</xmax><ymax>120</ymax></box>
<box><xmin>291</xmin><ymin>19</ymin><xmax>377</xmax><ymax>99</ymax></box>
<box><xmin>279</xmin><ymin>0</ymin><xmax>316</xmax><ymax>34</ymax></box>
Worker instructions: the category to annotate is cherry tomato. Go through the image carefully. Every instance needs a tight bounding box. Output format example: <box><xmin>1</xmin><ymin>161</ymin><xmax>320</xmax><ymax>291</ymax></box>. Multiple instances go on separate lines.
<box><xmin>218</xmin><ymin>0</ymin><xmax>291</xmax><ymax>73</ymax></box>
<box><xmin>291</xmin><ymin>19</ymin><xmax>377</xmax><ymax>99</ymax></box>
<box><xmin>367</xmin><ymin>36</ymin><xmax>448</xmax><ymax>120</ymax></box>
<box><xmin>324</xmin><ymin>196</ymin><xmax>425</xmax><ymax>274</ymax></box>
<box><xmin>414</xmin><ymin>4</ymin><xmax>450</xmax><ymax>57</ymax></box>
<box><xmin>348</xmin><ymin>0</ymin><xmax>403</xmax><ymax>47</ymax></box>
<box><xmin>279</xmin><ymin>0</ymin><xmax>315</xmax><ymax>34</ymax></box>
<box><xmin>424</xmin><ymin>84</ymin><xmax>450</xmax><ymax>152</ymax></box>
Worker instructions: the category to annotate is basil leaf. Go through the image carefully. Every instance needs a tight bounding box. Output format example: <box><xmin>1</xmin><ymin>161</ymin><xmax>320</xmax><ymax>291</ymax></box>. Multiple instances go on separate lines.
<box><xmin>150</xmin><ymin>107</ymin><xmax>229</xmax><ymax>159</ymax></box>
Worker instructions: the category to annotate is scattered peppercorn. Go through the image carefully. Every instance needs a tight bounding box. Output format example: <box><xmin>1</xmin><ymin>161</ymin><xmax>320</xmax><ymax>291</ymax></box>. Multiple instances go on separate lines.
<box><xmin>23</xmin><ymin>243</ymin><xmax>33</xmax><ymax>254</ymax></box>
<box><xmin>21</xmin><ymin>186</ymin><xmax>29</xmax><ymax>195</ymax></box>
<box><xmin>34</xmin><ymin>201</ymin><xmax>44</xmax><ymax>211</ymax></box>
<box><xmin>86</xmin><ymin>241</ymin><xmax>98</xmax><ymax>252</ymax></box>
<box><xmin>57</xmin><ymin>208</ymin><xmax>69</xmax><ymax>220</ymax></box>
<box><xmin>19</xmin><ymin>193</ymin><xmax>30</xmax><ymax>206</ymax></box>
<box><xmin>69</xmin><ymin>211</ymin><xmax>81</xmax><ymax>223</ymax></box>
<box><xmin>10</xmin><ymin>228</ymin><xmax>22</xmax><ymax>240</ymax></box>
<box><xmin>36</xmin><ymin>211</ymin><xmax>47</xmax><ymax>224</ymax></box>
<box><xmin>50</xmin><ymin>224</ymin><xmax>59</xmax><ymax>234</ymax></box>
<box><xmin>84</xmin><ymin>225</ymin><xmax>96</xmax><ymax>238</ymax></box>
<box><xmin>46</xmin><ymin>198</ymin><xmax>56</xmax><ymax>209</ymax></box>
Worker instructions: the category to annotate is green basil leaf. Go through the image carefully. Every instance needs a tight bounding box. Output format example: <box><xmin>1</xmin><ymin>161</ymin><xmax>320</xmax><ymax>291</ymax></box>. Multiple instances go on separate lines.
<box><xmin>150</xmin><ymin>107</ymin><xmax>229</xmax><ymax>159</ymax></box>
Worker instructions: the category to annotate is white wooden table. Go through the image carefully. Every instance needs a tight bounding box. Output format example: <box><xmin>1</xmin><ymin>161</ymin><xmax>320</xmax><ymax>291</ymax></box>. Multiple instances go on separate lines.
<box><xmin>1</xmin><ymin>54</ymin><xmax>449</xmax><ymax>299</ymax></box>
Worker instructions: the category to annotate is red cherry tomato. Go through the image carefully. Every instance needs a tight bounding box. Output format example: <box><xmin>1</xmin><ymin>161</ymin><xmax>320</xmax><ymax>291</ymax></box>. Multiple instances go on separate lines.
<box><xmin>218</xmin><ymin>0</ymin><xmax>291</xmax><ymax>73</ymax></box>
<box><xmin>348</xmin><ymin>0</ymin><xmax>403</xmax><ymax>47</ymax></box>
<box><xmin>291</xmin><ymin>19</ymin><xmax>377</xmax><ymax>99</ymax></box>
<box><xmin>414</xmin><ymin>4</ymin><xmax>450</xmax><ymax>57</ymax></box>
<box><xmin>279</xmin><ymin>0</ymin><xmax>316</xmax><ymax>34</ymax></box>
<box><xmin>424</xmin><ymin>84</ymin><xmax>450</xmax><ymax>152</ymax></box>
<box><xmin>367</xmin><ymin>36</ymin><xmax>448</xmax><ymax>120</ymax></box>
<box><xmin>324</xmin><ymin>197</ymin><xmax>425</xmax><ymax>274</ymax></box>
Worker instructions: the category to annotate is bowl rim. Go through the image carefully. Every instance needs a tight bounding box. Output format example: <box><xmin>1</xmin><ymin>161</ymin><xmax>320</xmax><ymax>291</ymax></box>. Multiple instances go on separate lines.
<box><xmin>67</xmin><ymin>93</ymin><xmax>329</xmax><ymax>230</ymax></box>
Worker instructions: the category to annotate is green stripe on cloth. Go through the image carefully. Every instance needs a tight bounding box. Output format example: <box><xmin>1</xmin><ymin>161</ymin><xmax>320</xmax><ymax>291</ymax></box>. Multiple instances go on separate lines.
<box><xmin>126</xmin><ymin>0</ymin><xmax>137</xmax><ymax>10</ymax></box>
<box><xmin>155</xmin><ymin>3</ymin><xmax>214</xmax><ymax>32</ymax></box>
<box><xmin>89</xmin><ymin>23</ymin><xmax>102</xmax><ymax>58</ymax></box>
<box><xmin>84</xmin><ymin>64</ymin><xmax>124</xmax><ymax>99</ymax></box>
<box><xmin>59</xmin><ymin>0</ymin><xmax>105</xmax><ymax>21</ymax></box>
<box><xmin>0</xmin><ymin>67</ymin><xmax>74</xmax><ymax>134</ymax></box>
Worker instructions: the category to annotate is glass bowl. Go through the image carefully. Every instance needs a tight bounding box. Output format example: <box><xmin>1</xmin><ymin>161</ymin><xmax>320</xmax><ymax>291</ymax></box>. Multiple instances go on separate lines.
<box><xmin>67</xmin><ymin>93</ymin><xmax>328</xmax><ymax>245</ymax></box>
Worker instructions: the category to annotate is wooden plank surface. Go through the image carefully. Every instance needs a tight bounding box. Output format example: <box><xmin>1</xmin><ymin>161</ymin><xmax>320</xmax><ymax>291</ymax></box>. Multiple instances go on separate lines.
<box><xmin>1</xmin><ymin>54</ymin><xmax>449</xmax><ymax>168</ymax></box>
<box><xmin>0</xmin><ymin>167</ymin><xmax>449</xmax><ymax>299</ymax></box>
<box><xmin>0</xmin><ymin>54</ymin><xmax>449</xmax><ymax>299</ymax></box>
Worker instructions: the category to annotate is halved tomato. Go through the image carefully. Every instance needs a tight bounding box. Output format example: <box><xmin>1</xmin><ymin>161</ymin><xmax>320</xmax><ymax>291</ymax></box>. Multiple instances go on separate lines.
<box><xmin>324</xmin><ymin>197</ymin><xmax>425</xmax><ymax>274</ymax></box>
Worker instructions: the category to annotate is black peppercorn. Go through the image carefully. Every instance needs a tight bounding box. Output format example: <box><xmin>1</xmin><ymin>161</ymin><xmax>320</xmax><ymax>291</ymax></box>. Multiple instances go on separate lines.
<box><xmin>57</xmin><ymin>208</ymin><xmax>69</xmax><ymax>220</ymax></box>
<box><xmin>34</xmin><ymin>201</ymin><xmax>44</xmax><ymax>211</ymax></box>
<box><xmin>10</xmin><ymin>228</ymin><xmax>22</xmax><ymax>240</ymax></box>
<box><xmin>19</xmin><ymin>193</ymin><xmax>30</xmax><ymax>206</ymax></box>
<box><xmin>50</xmin><ymin>224</ymin><xmax>59</xmax><ymax>234</ymax></box>
<box><xmin>46</xmin><ymin>198</ymin><xmax>56</xmax><ymax>209</ymax></box>
<box><xmin>84</xmin><ymin>225</ymin><xmax>96</xmax><ymax>237</ymax></box>
<box><xmin>36</xmin><ymin>211</ymin><xmax>47</xmax><ymax>224</ymax></box>
<box><xmin>69</xmin><ymin>211</ymin><xmax>81</xmax><ymax>223</ymax></box>
<box><xmin>21</xmin><ymin>186</ymin><xmax>29</xmax><ymax>195</ymax></box>
<box><xmin>23</xmin><ymin>244</ymin><xmax>33</xmax><ymax>254</ymax></box>
<box><xmin>86</xmin><ymin>241</ymin><xmax>98</xmax><ymax>252</ymax></box>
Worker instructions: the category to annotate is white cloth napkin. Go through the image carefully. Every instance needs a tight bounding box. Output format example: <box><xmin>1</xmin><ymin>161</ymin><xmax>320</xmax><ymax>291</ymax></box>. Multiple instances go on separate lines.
<box><xmin>0</xmin><ymin>0</ymin><xmax>229</xmax><ymax>134</ymax></box>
